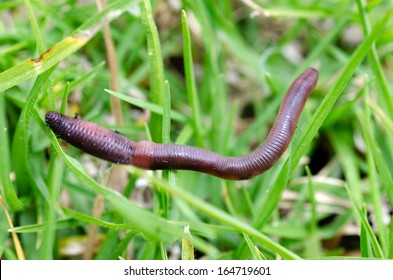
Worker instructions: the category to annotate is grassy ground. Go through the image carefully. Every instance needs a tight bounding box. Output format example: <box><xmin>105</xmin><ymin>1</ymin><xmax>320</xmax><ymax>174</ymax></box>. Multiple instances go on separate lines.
<box><xmin>1</xmin><ymin>0</ymin><xmax>393</xmax><ymax>260</ymax></box>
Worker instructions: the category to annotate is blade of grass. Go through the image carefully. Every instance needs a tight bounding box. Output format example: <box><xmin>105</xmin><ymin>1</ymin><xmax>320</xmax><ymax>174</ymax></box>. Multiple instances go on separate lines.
<box><xmin>304</xmin><ymin>166</ymin><xmax>323</xmax><ymax>257</ymax></box>
<box><xmin>243</xmin><ymin>233</ymin><xmax>264</xmax><ymax>260</ymax></box>
<box><xmin>360</xmin><ymin>206</ymin><xmax>373</xmax><ymax>257</ymax></box>
<box><xmin>181</xmin><ymin>226</ymin><xmax>195</xmax><ymax>260</ymax></box>
<box><xmin>162</xmin><ymin>81</ymin><xmax>171</xmax><ymax>144</ymax></box>
<box><xmin>105</xmin><ymin>89</ymin><xmax>188</xmax><ymax>123</ymax></box>
<box><xmin>240</xmin><ymin>0</ymin><xmax>333</xmax><ymax>18</ymax></box>
<box><xmin>156</xmin><ymin>81</ymin><xmax>171</xmax><ymax>218</ymax></box>
<box><xmin>389</xmin><ymin>216</ymin><xmax>393</xmax><ymax>258</ymax></box>
<box><xmin>40</xmin><ymin>154</ymin><xmax>63</xmax><ymax>260</ymax></box>
<box><xmin>140</xmin><ymin>0</ymin><xmax>165</xmax><ymax>142</ymax></box>
<box><xmin>9</xmin><ymin>219</ymin><xmax>77</xmax><ymax>233</ymax></box>
<box><xmin>357</xmin><ymin>106</ymin><xmax>393</xmax><ymax>206</ymax></box>
<box><xmin>63</xmin><ymin>208</ymin><xmax>134</xmax><ymax>230</ymax></box>
<box><xmin>24</xmin><ymin>0</ymin><xmax>45</xmax><ymax>53</ymax></box>
<box><xmin>51</xmin><ymin>61</ymin><xmax>106</xmax><ymax>101</ymax></box>
<box><xmin>0</xmin><ymin>196</ymin><xmax>25</xmax><ymax>260</ymax></box>
<box><xmin>368</xmin><ymin>99</ymin><xmax>393</xmax><ymax>133</ymax></box>
<box><xmin>344</xmin><ymin>185</ymin><xmax>384</xmax><ymax>258</ymax></box>
<box><xmin>12</xmin><ymin>67</ymin><xmax>55</xmax><ymax>203</ymax></box>
<box><xmin>366</xmin><ymin>0</ymin><xmax>383</xmax><ymax>11</ymax></box>
<box><xmin>111</xmin><ymin>230</ymin><xmax>138</xmax><ymax>259</ymax></box>
<box><xmin>181</xmin><ymin>10</ymin><xmax>204</xmax><ymax>147</ymax></box>
<box><xmin>330</xmin><ymin>130</ymin><xmax>363</xmax><ymax>206</ymax></box>
<box><xmin>362</xmin><ymin>90</ymin><xmax>389</xmax><ymax>255</ymax></box>
<box><xmin>60</xmin><ymin>82</ymin><xmax>70</xmax><ymax>114</ymax></box>
<box><xmin>0</xmin><ymin>95</ymin><xmax>23</xmax><ymax>210</ymax></box>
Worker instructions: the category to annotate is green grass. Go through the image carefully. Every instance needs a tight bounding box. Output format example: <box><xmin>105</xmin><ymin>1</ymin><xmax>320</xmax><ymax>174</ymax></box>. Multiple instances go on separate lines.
<box><xmin>1</xmin><ymin>0</ymin><xmax>393</xmax><ymax>260</ymax></box>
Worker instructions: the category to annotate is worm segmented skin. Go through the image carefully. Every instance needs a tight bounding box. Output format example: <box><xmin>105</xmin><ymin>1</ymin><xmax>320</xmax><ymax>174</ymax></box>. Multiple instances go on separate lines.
<box><xmin>45</xmin><ymin>68</ymin><xmax>318</xmax><ymax>180</ymax></box>
<box><xmin>45</xmin><ymin>112</ymin><xmax>135</xmax><ymax>164</ymax></box>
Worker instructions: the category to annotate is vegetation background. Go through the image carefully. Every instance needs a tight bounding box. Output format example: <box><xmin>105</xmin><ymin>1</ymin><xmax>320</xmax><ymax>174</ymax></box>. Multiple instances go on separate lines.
<box><xmin>0</xmin><ymin>0</ymin><xmax>392</xmax><ymax>260</ymax></box>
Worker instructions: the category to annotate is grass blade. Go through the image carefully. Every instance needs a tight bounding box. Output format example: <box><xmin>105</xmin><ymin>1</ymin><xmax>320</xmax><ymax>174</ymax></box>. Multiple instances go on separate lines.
<box><xmin>181</xmin><ymin>10</ymin><xmax>204</xmax><ymax>147</ymax></box>
<box><xmin>140</xmin><ymin>0</ymin><xmax>165</xmax><ymax>142</ymax></box>
<box><xmin>105</xmin><ymin>89</ymin><xmax>188</xmax><ymax>123</ymax></box>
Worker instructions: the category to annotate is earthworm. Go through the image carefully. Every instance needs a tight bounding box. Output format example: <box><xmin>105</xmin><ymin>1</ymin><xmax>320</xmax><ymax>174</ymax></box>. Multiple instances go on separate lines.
<box><xmin>45</xmin><ymin>67</ymin><xmax>318</xmax><ymax>180</ymax></box>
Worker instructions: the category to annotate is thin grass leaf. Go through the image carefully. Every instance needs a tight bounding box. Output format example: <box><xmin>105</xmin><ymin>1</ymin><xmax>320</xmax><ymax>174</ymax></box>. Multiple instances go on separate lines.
<box><xmin>60</xmin><ymin>82</ymin><xmax>69</xmax><ymax>114</ymax></box>
<box><xmin>357</xmin><ymin>106</ymin><xmax>393</xmax><ymax>206</ymax></box>
<box><xmin>360</xmin><ymin>205</ymin><xmax>373</xmax><ymax>257</ymax></box>
<box><xmin>9</xmin><ymin>219</ymin><xmax>78</xmax><ymax>233</ymax></box>
<box><xmin>243</xmin><ymin>233</ymin><xmax>264</xmax><ymax>260</ymax></box>
<box><xmin>306</xmin><ymin>167</ymin><xmax>317</xmax><ymax>235</ymax></box>
<box><xmin>94</xmin><ymin>229</ymin><xmax>120</xmax><ymax>260</ymax></box>
<box><xmin>24</xmin><ymin>0</ymin><xmax>45</xmax><ymax>53</ymax></box>
<box><xmin>345</xmin><ymin>185</ymin><xmax>384</xmax><ymax>258</ymax></box>
<box><xmin>12</xmin><ymin>67</ymin><xmax>55</xmax><ymax>204</ymax></box>
<box><xmin>157</xmin><ymin>81</ymin><xmax>171</xmax><ymax>216</ymax></box>
<box><xmin>330</xmin><ymin>131</ymin><xmax>363</xmax><ymax>206</ymax></box>
<box><xmin>181</xmin><ymin>226</ymin><xmax>195</xmax><ymax>260</ymax></box>
<box><xmin>389</xmin><ymin>216</ymin><xmax>393</xmax><ymax>259</ymax></box>
<box><xmin>181</xmin><ymin>10</ymin><xmax>204</xmax><ymax>147</ymax></box>
<box><xmin>112</xmin><ymin>230</ymin><xmax>139</xmax><ymax>259</ymax></box>
<box><xmin>368</xmin><ymin>99</ymin><xmax>393</xmax><ymax>134</ymax></box>
<box><xmin>162</xmin><ymin>81</ymin><xmax>171</xmax><ymax>144</ymax></box>
<box><xmin>366</xmin><ymin>0</ymin><xmax>384</xmax><ymax>11</ymax></box>
<box><xmin>63</xmin><ymin>208</ymin><xmax>132</xmax><ymax>230</ymax></box>
<box><xmin>52</xmin><ymin>61</ymin><xmax>106</xmax><ymax>98</ymax></box>
<box><xmin>140</xmin><ymin>0</ymin><xmax>165</xmax><ymax>142</ymax></box>
<box><xmin>40</xmin><ymin>154</ymin><xmax>63</xmax><ymax>260</ymax></box>
<box><xmin>241</xmin><ymin>1</ymin><xmax>334</xmax><ymax>19</ymax></box>
<box><xmin>105</xmin><ymin>89</ymin><xmax>188</xmax><ymax>123</ymax></box>
<box><xmin>0</xmin><ymin>196</ymin><xmax>25</xmax><ymax>260</ymax></box>
<box><xmin>362</xmin><ymin>92</ymin><xmax>390</xmax><ymax>255</ymax></box>
<box><xmin>0</xmin><ymin>96</ymin><xmax>23</xmax><ymax>210</ymax></box>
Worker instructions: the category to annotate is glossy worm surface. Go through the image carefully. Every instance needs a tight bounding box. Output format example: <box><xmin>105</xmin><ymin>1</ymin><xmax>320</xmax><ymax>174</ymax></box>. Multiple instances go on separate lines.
<box><xmin>45</xmin><ymin>68</ymin><xmax>318</xmax><ymax>180</ymax></box>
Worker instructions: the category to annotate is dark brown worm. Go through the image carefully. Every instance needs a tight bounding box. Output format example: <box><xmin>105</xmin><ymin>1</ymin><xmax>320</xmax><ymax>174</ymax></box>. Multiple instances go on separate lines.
<box><xmin>45</xmin><ymin>68</ymin><xmax>318</xmax><ymax>180</ymax></box>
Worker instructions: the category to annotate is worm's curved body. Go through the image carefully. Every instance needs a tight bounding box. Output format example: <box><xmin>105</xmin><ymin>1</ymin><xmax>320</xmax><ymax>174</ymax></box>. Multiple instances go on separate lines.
<box><xmin>45</xmin><ymin>68</ymin><xmax>318</xmax><ymax>180</ymax></box>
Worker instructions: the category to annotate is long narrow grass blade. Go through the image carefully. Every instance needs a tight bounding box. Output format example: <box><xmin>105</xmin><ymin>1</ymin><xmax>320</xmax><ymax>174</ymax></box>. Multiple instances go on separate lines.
<box><xmin>140</xmin><ymin>0</ymin><xmax>165</xmax><ymax>142</ymax></box>
<box><xmin>0</xmin><ymin>196</ymin><xmax>25</xmax><ymax>260</ymax></box>
<box><xmin>181</xmin><ymin>10</ymin><xmax>204</xmax><ymax>147</ymax></box>
<box><xmin>105</xmin><ymin>89</ymin><xmax>188</xmax><ymax>123</ymax></box>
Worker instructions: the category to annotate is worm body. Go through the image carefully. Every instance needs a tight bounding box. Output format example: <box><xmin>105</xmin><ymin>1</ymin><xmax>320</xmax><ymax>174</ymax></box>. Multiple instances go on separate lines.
<box><xmin>45</xmin><ymin>68</ymin><xmax>318</xmax><ymax>180</ymax></box>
